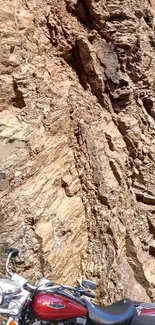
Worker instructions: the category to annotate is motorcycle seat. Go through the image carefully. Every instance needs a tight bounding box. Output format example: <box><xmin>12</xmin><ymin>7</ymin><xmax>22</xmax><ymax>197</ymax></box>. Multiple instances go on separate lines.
<box><xmin>83</xmin><ymin>299</ymin><xmax>137</xmax><ymax>325</ymax></box>
<box><xmin>131</xmin><ymin>315</ymin><xmax>155</xmax><ymax>325</ymax></box>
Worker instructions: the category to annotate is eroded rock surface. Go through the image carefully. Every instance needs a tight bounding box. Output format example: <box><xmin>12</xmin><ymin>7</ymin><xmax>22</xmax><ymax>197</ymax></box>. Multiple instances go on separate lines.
<box><xmin>0</xmin><ymin>0</ymin><xmax>155</xmax><ymax>304</ymax></box>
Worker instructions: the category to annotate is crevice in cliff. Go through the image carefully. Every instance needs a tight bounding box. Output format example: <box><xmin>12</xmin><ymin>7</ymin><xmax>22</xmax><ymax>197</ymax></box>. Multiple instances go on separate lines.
<box><xmin>97</xmin><ymin>192</ymin><xmax>110</xmax><ymax>208</ymax></box>
<box><xmin>105</xmin><ymin>133</ymin><xmax>115</xmax><ymax>151</ymax></box>
<box><xmin>143</xmin><ymin>9</ymin><xmax>154</xmax><ymax>28</ymax></box>
<box><xmin>65</xmin><ymin>0</ymin><xmax>93</xmax><ymax>29</ymax></box>
<box><xmin>142</xmin><ymin>96</ymin><xmax>154</xmax><ymax>117</ymax></box>
<box><xmin>135</xmin><ymin>192</ymin><xmax>155</xmax><ymax>205</ymax></box>
<box><xmin>45</xmin><ymin>15</ymin><xmax>57</xmax><ymax>46</ymax></box>
<box><xmin>106</xmin><ymin>12</ymin><xmax>132</xmax><ymax>23</ymax></box>
<box><xmin>70</xmin><ymin>121</ymin><xmax>95</xmax><ymax>210</ymax></box>
<box><xmin>109</xmin><ymin>93</ymin><xmax>130</xmax><ymax>113</ymax></box>
<box><xmin>66</xmin><ymin>47</ymin><xmax>107</xmax><ymax>108</ymax></box>
<box><xmin>149</xmin><ymin>246</ymin><xmax>155</xmax><ymax>258</ymax></box>
<box><xmin>12</xmin><ymin>80</ymin><xmax>26</xmax><ymax>109</ymax></box>
<box><xmin>109</xmin><ymin>161</ymin><xmax>122</xmax><ymax>186</ymax></box>
<box><xmin>34</xmin><ymin>232</ymin><xmax>52</xmax><ymax>276</ymax></box>
<box><xmin>66</xmin><ymin>44</ymin><xmax>88</xmax><ymax>90</ymax></box>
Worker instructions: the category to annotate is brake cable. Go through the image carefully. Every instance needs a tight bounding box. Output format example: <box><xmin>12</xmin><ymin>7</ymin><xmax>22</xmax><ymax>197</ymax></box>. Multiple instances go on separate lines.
<box><xmin>12</xmin><ymin>257</ymin><xmax>17</xmax><ymax>273</ymax></box>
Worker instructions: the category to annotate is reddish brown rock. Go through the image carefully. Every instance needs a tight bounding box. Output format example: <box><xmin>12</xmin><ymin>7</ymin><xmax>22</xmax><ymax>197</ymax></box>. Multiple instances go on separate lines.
<box><xmin>0</xmin><ymin>0</ymin><xmax>155</xmax><ymax>305</ymax></box>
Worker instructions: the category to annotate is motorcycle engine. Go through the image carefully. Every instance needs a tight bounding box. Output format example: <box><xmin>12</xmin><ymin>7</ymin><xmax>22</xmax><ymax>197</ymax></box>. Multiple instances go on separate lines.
<box><xmin>30</xmin><ymin>317</ymin><xmax>86</xmax><ymax>325</ymax></box>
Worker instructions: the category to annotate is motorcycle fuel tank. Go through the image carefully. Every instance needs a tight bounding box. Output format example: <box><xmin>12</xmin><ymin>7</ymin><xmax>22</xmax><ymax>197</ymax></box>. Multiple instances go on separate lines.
<box><xmin>32</xmin><ymin>293</ymin><xmax>88</xmax><ymax>321</ymax></box>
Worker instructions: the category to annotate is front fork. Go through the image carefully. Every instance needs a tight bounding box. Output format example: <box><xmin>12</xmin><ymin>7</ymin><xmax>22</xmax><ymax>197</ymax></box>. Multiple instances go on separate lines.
<box><xmin>6</xmin><ymin>317</ymin><xmax>20</xmax><ymax>325</ymax></box>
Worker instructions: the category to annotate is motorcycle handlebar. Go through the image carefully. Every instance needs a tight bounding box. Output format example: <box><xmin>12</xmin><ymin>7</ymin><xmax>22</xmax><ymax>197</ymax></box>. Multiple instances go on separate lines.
<box><xmin>5</xmin><ymin>248</ymin><xmax>19</xmax><ymax>258</ymax></box>
<box><xmin>79</xmin><ymin>290</ymin><xmax>96</xmax><ymax>299</ymax></box>
<box><xmin>62</xmin><ymin>285</ymin><xmax>76</xmax><ymax>291</ymax></box>
<box><xmin>6</xmin><ymin>253</ymin><xmax>14</xmax><ymax>277</ymax></box>
<box><xmin>26</xmin><ymin>282</ymin><xmax>37</xmax><ymax>291</ymax></box>
<box><xmin>5</xmin><ymin>248</ymin><xmax>96</xmax><ymax>299</ymax></box>
<box><xmin>60</xmin><ymin>286</ymin><xmax>96</xmax><ymax>298</ymax></box>
<box><xmin>5</xmin><ymin>248</ymin><xmax>20</xmax><ymax>277</ymax></box>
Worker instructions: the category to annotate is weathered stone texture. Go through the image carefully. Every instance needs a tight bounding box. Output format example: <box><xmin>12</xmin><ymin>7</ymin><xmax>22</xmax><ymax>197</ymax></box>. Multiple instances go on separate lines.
<box><xmin>0</xmin><ymin>0</ymin><xmax>155</xmax><ymax>304</ymax></box>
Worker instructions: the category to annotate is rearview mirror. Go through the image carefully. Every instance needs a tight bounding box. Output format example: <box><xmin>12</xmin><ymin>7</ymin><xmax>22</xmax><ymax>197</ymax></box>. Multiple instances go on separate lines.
<box><xmin>82</xmin><ymin>279</ymin><xmax>97</xmax><ymax>291</ymax></box>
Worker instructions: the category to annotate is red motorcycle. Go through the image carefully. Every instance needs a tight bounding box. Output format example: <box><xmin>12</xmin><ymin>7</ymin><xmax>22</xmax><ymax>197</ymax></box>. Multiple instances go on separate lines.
<box><xmin>0</xmin><ymin>248</ymin><xmax>154</xmax><ymax>325</ymax></box>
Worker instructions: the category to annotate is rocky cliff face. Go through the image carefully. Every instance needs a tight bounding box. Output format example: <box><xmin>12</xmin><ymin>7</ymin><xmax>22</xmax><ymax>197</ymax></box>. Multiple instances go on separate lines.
<box><xmin>0</xmin><ymin>0</ymin><xmax>155</xmax><ymax>304</ymax></box>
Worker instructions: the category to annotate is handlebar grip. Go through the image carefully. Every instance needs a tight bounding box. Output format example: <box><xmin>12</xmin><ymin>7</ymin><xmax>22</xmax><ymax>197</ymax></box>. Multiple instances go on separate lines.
<box><xmin>79</xmin><ymin>290</ymin><xmax>96</xmax><ymax>298</ymax></box>
<box><xmin>5</xmin><ymin>248</ymin><xmax>19</xmax><ymax>258</ymax></box>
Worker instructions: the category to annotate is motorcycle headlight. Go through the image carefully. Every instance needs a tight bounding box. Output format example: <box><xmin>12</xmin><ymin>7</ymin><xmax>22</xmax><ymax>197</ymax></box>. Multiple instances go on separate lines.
<box><xmin>8</xmin><ymin>300</ymin><xmax>21</xmax><ymax>316</ymax></box>
<box><xmin>0</xmin><ymin>286</ymin><xmax>4</xmax><ymax>305</ymax></box>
